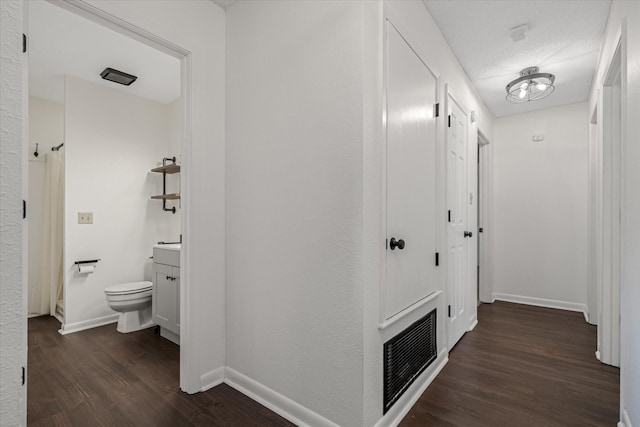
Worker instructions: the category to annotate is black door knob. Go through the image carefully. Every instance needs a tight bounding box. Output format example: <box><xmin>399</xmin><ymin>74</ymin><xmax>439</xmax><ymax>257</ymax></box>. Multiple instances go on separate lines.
<box><xmin>390</xmin><ymin>237</ymin><xmax>405</xmax><ymax>250</ymax></box>
<box><xmin>464</xmin><ymin>231</ymin><xmax>473</xmax><ymax>238</ymax></box>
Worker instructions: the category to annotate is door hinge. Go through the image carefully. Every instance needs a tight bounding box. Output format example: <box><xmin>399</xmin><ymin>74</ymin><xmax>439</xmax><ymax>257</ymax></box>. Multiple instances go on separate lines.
<box><xmin>435</xmin><ymin>252</ymin><xmax>440</xmax><ymax>266</ymax></box>
<box><xmin>435</xmin><ymin>103</ymin><xmax>440</xmax><ymax>117</ymax></box>
<box><xmin>22</xmin><ymin>367</ymin><xmax>25</xmax><ymax>386</ymax></box>
<box><xmin>448</xmin><ymin>305</ymin><xmax>451</xmax><ymax>318</ymax></box>
<box><xmin>447</xmin><ymin>209</ymin><xmax>451</xmax><ymax>222</ymax></box>
<box><xmin>23</xmin><ymin>200</ymin><xmax>26</xmax><ymax>219</ymax></box>
<box><xmin>23</xmin><ymin>34</ymin><xmax>27</xmax><ymax>53</ymax></box>
<box><xmin>448</xmin><ymin>115</ymin><xmax>451</xmax><ymax>128</ymax></box>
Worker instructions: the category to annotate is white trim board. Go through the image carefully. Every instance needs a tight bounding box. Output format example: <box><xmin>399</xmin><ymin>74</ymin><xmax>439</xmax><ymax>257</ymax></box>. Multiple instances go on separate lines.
<box><xmin>467</xmin><ymin>316</ymin><xmax>478</xmax><ymax>332</ymax></box>
<box><xmin>199</xmin><ymin>367</ymin><xmax>225</xmax><ymax>392</ymax></box>
<box><xmin>492</xmin><ymin>293</ymin><xmax>588</xmax><ymax>316</ymax></box>
<box><xmin>224</xmin><ymin>368</ymin><xmax>340</xmax><ymax>427</ymax></box>
<box><xmin>58</xmin><ymin>313</ymin><xmax>118</xmax><ymax>335</ymax></box>
<box><xmin>619</xmin><ymin>408</ymin><xmax>632</xmax><ymax>427</ymax></box>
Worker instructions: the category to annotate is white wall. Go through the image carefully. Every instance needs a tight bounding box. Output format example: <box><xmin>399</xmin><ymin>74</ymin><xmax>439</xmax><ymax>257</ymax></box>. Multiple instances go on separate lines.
<box><xmin>167</xmin><ymin>97</ymin><xmax>182</xmax><ymax>207</ymax></box>
<box><xmin>226</xmin><ymin>2</ymin><xmax>495</xmax><ymax>426</ymax></box>
<box><xmin>62</xmin><ymin>76</ymin><xmax>179</xmax><ymax>331</ymax></box>
<box><xmin>588</xmin><ymin>1</ymin><xmax>640</xmax><ymax>425</ymax></box>
<box><xmin>226</xmin><ymin>2</ymin><xmax>364</xmax><ymax>426</ymax></box>
<box><xmin>81</xmin><ymin>0</ymin><xmax>226</xmax><ymax>393</ymax></box>
<box><xmin>492</xmin><ymin>102</ymin><xmax>588</xmax><ymax>311</ymax></box>
<box><xmin>28</xmin><ymin>97</ymin><xmax>64</xmax><ymax>316</ymax></box>
<box><xmin>0</xmin><ymin>1</ymin><xmax>26</xmax><ymax>424</ymax></box>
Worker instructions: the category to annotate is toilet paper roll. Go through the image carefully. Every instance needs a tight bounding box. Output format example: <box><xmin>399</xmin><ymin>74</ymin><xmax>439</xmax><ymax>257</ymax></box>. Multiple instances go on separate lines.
<box><xmin>78</xmin><ymin>264</ymin><xmax>96</xmax><ymax>274</ymax></box>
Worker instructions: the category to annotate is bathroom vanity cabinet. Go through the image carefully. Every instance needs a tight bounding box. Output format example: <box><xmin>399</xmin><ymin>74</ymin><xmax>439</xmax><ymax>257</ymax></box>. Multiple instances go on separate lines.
<box><xmin>152</xmin><ymin>244</ymin><xmax>180</xmax><ymax>345</ymax></box>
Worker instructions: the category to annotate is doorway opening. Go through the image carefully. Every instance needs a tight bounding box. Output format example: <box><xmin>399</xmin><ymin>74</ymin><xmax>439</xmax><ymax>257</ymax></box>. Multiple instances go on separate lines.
<box><xmin>477</xmin><ymin>130</ymin><xmax>492</xmax><ymax>304</ymax></box>
<box><xmin>26</xmin><ymin>0</ymin><xmax>188</xmax><ymax>416</ymax></box>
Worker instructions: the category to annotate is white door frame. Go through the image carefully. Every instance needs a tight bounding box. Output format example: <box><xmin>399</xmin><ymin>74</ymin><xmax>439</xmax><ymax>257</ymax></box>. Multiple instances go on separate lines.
<box><xmin>29</xmin><ymin>0</ymin><xmax>197</xmax><ymax>390</ymax></box>
<box><xmin>598</xmin><ymin>38</ymin><xmax>622</xmax><ymax>368</ymax></box>
<box><xmin>477</xmin><ymin>130</ymin><xmax>493</xmax><ymax>304</ymax></box>
<box><xmin>587</xmin><ymin>104</ymin><xmax>601</xmax><ymax>327</ymax></box>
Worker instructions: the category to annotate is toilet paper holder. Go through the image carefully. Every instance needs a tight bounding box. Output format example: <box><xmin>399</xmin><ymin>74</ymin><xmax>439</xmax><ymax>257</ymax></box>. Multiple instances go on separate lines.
<box><xmin>74</xmin><ymin>259</ymin><xmax>101</xmax><ymax>273</ymax></box>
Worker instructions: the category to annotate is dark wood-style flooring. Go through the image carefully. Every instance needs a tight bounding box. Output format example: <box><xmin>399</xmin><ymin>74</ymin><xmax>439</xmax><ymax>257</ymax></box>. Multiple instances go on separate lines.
<box><xmin>401</xmin><ymin>302</ymin><xmax>620</xmax><ymax>426</ymax></box>
<box><xmin>28</xmin><ymin>302</ymin><xmax>619</xmax><ymax>426</ymax></box>
<box><xmin>27</xmin><ymin>318</ymin><xmax>294</xmax><ymax>426</ymax></box>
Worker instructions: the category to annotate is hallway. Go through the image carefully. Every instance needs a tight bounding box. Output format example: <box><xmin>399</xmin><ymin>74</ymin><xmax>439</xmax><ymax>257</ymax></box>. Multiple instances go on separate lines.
<box><xmin>401</xmin><ymin>302</ymin><xmax>619</xmax><ymax>426</ymax></box>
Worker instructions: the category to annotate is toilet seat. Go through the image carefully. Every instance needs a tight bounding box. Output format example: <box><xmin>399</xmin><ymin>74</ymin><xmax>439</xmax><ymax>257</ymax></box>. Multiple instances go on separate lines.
<box><xmin>105</xmin><ymin>281</ymin><xmax>152</xmax><ymax>296</ymax></box>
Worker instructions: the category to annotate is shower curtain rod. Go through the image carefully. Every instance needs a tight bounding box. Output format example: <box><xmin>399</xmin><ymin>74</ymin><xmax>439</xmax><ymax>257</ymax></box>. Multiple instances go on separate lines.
<box><xmin>52</xmin><ymin>143</ymin><xmax>64</xmax><ymax>151</ymax></box>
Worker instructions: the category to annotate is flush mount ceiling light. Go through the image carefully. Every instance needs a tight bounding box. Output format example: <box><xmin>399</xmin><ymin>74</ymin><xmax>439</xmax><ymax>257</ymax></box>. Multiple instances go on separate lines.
<box><xmin>100</xmin><ymin>67</ymin><xmax>137</xmax><ymax>86</ymax></box>
<box><xmin>505</xmin><ymin>66</ymin><xmax>555</xmax><ymax>103</ymax></box>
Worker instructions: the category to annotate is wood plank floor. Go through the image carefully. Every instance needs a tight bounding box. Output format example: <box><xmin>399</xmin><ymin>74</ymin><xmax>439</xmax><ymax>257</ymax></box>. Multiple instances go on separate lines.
<box><xmin>28</xmin><ymin>301</ymin><xmax>619</xmax><ymax>426</ymax></box>
<box><xmin>401</xmin><ymin>301</ymin><xmax>620</xmax><ymax>426</ymax></box>
<box><xmin>27</xmin><ymin>318</ymin><xmax>294</xmax><ymax>426</ymax></box>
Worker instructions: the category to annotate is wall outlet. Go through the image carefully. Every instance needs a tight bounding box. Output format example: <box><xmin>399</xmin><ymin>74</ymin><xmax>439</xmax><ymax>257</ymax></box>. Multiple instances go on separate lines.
<box><xmin>78</xmin><ymin>212</ymin><xmax>93</xmax><ymax>224</ymax></box>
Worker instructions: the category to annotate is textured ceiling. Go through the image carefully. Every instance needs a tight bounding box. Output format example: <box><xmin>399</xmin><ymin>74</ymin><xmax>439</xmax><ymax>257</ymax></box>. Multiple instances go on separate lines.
<box><xmin>29</xmin><ymin>0</ymin><xmax>180</xmax><ymax>105</ymax></box>
<box><xmin>424</xmin><ymin>0</ymin><xmax>612</xmax><ymax>117</ymax></box>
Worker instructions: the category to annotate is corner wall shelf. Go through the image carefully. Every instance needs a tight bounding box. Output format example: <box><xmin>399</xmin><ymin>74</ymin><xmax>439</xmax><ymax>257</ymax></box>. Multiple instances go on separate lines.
<box><xmin>151</xmin><ymin>156</ymin><xmax>180</xmax><ymax>213</ymax></box>
<box><xmin>151</xmin><ymin>163</ymin><xmax>181</xmax><ymax>174</ymax></box>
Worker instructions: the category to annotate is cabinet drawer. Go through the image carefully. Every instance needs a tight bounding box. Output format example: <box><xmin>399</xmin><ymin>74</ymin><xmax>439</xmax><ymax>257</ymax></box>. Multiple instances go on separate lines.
<box><xmin>153</xmin><ymin>247</ymin><xmax>180</xmax><ymax>267</ymax></box>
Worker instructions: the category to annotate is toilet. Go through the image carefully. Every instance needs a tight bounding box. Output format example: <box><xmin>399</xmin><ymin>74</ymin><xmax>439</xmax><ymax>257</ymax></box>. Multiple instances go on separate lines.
<box><xmin>104</xmin><ymin>281</ymin><xmax>154</xmax><ymax>333</ymax></box>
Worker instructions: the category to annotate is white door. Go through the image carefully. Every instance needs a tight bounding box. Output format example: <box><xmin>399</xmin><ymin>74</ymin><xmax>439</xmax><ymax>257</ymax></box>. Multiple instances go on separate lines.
<box><xmin>446</xmin><ymin>95</ymin><xmax>469</xmax><ymax>349</ymax></box>
<box><xmin>384</xmin><ymin>23</ymin><xmax>438</xmax><ymax>320</ymax></box>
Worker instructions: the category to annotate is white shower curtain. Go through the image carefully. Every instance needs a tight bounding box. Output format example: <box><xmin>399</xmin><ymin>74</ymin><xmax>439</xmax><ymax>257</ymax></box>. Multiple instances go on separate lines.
<box><xmin>28</xmin><ymin>150</ymin><xmax>64</xmax><ymax>316</ymax></box>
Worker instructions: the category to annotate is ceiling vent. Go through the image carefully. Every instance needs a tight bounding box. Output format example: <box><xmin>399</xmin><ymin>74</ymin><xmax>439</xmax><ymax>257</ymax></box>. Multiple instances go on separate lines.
<box><xmin>100</xmin><ymin>67</ymin><xmax>137</xmax><ymax>86</ymax></box>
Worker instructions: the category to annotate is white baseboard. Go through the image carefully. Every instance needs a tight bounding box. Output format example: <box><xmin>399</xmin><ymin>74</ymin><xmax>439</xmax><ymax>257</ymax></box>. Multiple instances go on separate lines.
<box><xmin>160</xmin><ymin>327</ymin><xmax>180</xmax><ymax>346</ymax></box>
<box><xmin>467</xmin><ymin>318</ymin><xmax>478</xmax><ymax>332</ymax></box>
<box><xmin>224</xmin><ymin>367</ymin><xmax>339</xmax><ymax>427</ymax></box>
<box><xmin>374</xmin><ymin>349</ymin><xmax>448</xmax><ymax>427</ymax></box>
<box><xmin>199</xmin><ymin>366</ymin><xmax>225</xmax><ymax>392</ymax></box>
<box><xmin>492</xmin><ymin>293</ymin><xmax>588</xmax><ymax>316</ymax></box>
<box><xmin>619</xmin><ymin>408</ymin><xmax>632</xmax><ymax>427</ymax></box>
<box><xmin>58</xmin><ymin>313</ymin><xmax>119</xmax><ymax>335</ymax></box>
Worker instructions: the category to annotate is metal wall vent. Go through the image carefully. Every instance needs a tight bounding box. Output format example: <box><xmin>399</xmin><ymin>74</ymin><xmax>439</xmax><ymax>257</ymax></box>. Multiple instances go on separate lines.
<box><xmin>383</xmin><ymin>309</ymin><xmax>437</xmax><ymax>414</ymax></box>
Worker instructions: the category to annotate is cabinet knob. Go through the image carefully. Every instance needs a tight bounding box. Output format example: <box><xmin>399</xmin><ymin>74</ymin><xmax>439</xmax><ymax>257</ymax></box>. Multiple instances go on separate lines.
<box><xmin>464</xmin><ymin>231</ymin><xmax>473</xmax><ymax>238</ymax></box>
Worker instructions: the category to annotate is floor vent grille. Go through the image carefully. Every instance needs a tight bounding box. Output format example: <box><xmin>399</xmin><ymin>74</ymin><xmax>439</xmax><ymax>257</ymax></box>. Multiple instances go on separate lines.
<box><xmin>383</xmin><ymin>308</ymin><xmax>437</xmax><ymax>414</ymax></box>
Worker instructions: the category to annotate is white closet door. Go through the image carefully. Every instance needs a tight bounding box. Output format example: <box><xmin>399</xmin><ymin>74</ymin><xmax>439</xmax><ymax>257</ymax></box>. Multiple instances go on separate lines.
<box><xmin>384</xmin><ymin>22</ymin><xmax>438</xmax><ymax>320</ymax></box>
<box><xmin>446</xmin><ymin>94</ymin><xmax>468</xmax><ymax>350</ymax></box>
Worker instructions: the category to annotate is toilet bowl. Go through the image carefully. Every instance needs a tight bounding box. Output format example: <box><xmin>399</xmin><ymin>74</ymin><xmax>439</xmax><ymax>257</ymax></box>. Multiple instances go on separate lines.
<box><xmin>104</xmin><ymin>281</ymin><xmax>154</xmax><ymax>333</ymax></box>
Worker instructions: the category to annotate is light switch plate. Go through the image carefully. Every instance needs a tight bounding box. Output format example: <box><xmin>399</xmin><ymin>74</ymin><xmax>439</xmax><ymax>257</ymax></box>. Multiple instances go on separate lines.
<box><xmin>78</xmin><ymin>212</ymin><xmax>93</xmax><ymax>224</ymax></box>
